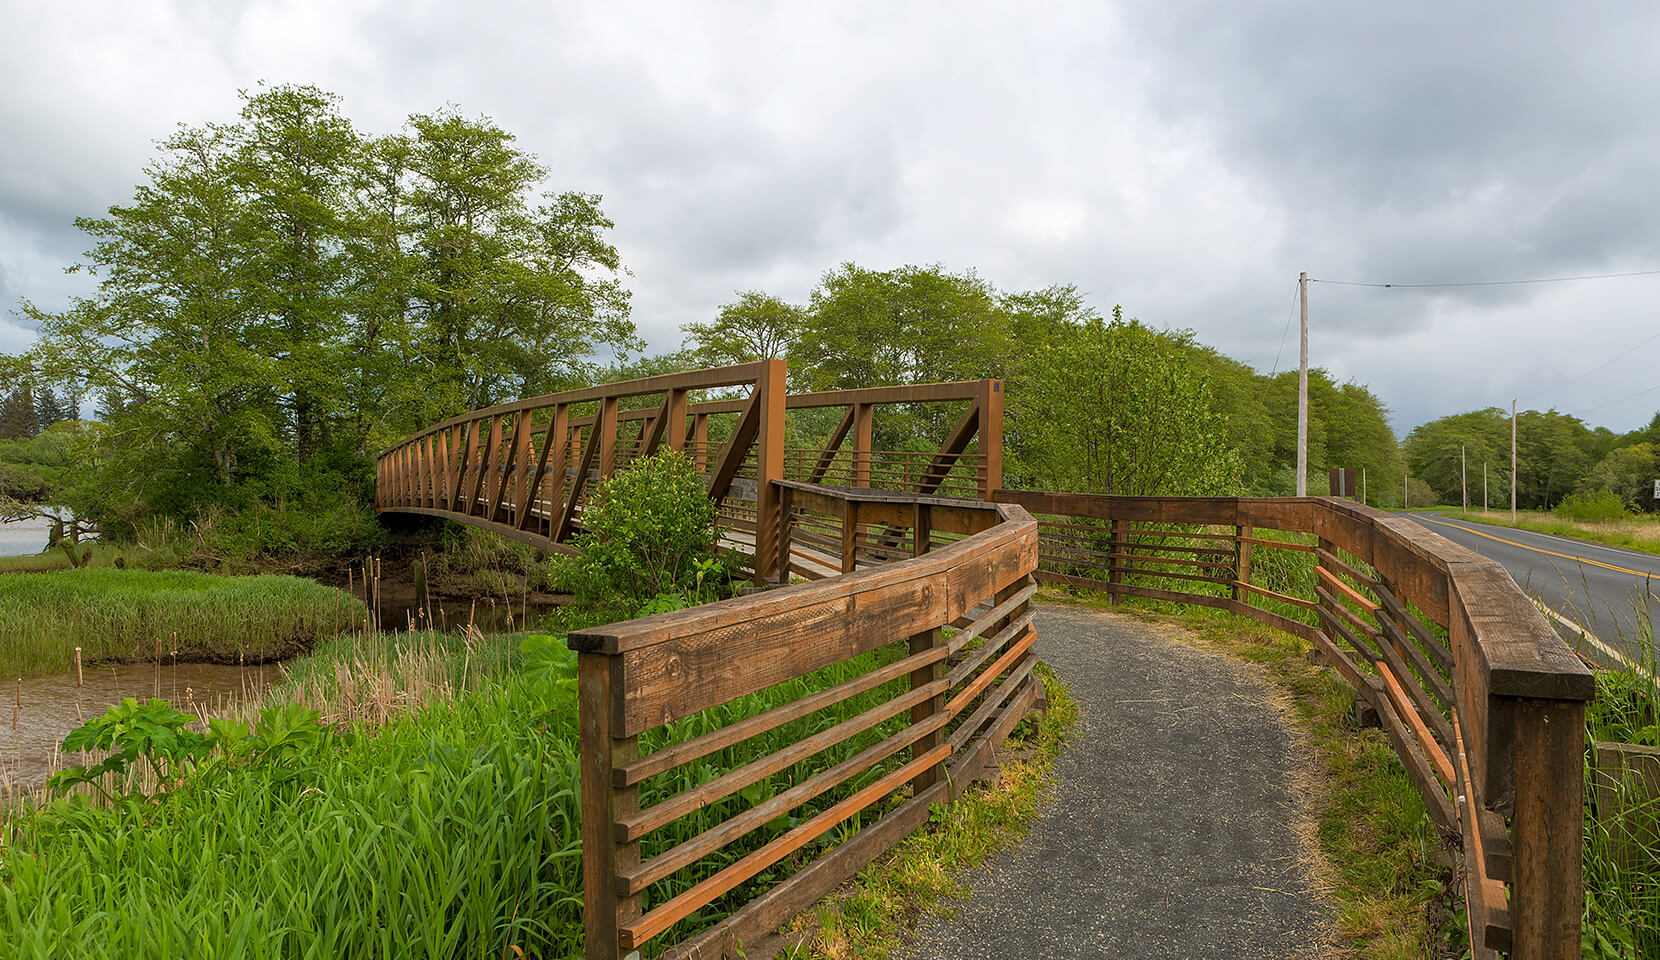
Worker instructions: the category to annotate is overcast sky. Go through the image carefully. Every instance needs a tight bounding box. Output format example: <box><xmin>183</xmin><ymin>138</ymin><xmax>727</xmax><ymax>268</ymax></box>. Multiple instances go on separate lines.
<box><xmin>4</xmin><ymin>1</ymin><xmax>1659</xmax><ymax>435</ymax></box>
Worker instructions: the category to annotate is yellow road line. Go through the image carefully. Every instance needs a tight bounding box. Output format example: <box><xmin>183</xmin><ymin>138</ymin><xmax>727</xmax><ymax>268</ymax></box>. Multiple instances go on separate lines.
<box><xmin>1416</xmin><ymin>516</ymin><xmax>1655</xmax><ymax>578</ymax></box>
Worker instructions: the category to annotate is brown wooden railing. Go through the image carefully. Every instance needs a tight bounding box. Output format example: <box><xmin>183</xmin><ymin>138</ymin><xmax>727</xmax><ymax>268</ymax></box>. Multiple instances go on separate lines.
<box><xmin>569</xmin><ymin>484</ymin><xmax>1040</xmax><ymax>959</ymax></box>
<box><xmin>995</xmin><ymin>490</ymin><xmax>1594</xmax><ymax>960</ymax></box>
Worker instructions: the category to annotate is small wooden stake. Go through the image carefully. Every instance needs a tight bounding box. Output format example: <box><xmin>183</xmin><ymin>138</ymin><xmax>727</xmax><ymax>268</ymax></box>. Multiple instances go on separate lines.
<box><xmin>12</xmin><ymin>678</ymin><xmax>19</xmax><ymax>732</ymax></box>
<box><xmin>74</xmin><ymin>647</ymin><xmax>83</xmax><ymax>687</ymax></box>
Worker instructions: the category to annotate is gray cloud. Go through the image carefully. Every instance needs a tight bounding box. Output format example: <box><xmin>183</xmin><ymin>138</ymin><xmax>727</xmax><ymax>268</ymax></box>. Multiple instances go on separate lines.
<box><xmin>4</xmin><ymin>1</ymin><xmax>1660</xmax><ymax>434</ymax></box>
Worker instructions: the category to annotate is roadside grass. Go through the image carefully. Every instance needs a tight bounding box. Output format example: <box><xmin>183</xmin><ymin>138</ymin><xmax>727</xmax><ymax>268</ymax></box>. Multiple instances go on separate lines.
<box><xmin>0</xmin><ymin>568</ymin><xmax>364</xmax><ymax>677</ymax></box>
<box><xmin>1435</xmin><ymin>509</ymin><xmax>1660</xmax><ymax>559</ymax></box>
<box><xmin>1048</xmin><ymin>590</ymin><xmax>1458</xmax><ymax>960</ymax></box>
<box><xmin>777</xmin><ymin>666</ymin><xmax>1078</xmax><ymax>960</ymax></box>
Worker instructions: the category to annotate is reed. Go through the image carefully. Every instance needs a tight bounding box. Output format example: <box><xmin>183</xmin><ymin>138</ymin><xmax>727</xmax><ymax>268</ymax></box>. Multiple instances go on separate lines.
<box><xmin>0</xmin><ymin>568</ymin><xmax>366</xmax><ymax>677</ymax></box>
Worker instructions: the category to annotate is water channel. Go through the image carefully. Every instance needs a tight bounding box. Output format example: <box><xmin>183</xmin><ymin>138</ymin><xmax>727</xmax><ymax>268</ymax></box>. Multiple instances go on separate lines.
<box><xmin>3</xmin><ymin>661</ymin><xmax>277</xmax><ymax>799</ymax></box>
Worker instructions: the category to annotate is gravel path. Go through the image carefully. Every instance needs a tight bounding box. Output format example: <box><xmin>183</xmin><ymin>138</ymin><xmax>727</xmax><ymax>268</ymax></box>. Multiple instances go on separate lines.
<box><xmin>908</xmin><ymin>604</ymin><xmax>1333</xmax><ymax>960</ymax></box>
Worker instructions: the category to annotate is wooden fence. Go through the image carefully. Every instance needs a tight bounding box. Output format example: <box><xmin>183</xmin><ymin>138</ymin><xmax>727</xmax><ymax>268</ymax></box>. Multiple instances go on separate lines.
<box><xmin>995</xmin><ymin>490</ymin><xmax>1594</xmax><ymax>960</ymax></box>
<box><xmin>568</xmin><ymin>484</ymin><xmax>1040</xmax><ymax>959</ymax></box>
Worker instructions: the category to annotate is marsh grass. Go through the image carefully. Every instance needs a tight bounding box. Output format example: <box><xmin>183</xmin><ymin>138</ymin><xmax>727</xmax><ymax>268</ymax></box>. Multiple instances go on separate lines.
<box><xmin>0</xmin><ymin>568</ymin><xmax>365</xmax><ymax>677</ymax></box>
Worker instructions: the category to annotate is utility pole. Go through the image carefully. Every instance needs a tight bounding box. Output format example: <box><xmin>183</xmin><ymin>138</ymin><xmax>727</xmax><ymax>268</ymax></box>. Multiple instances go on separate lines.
<box><xmin>1404</xmin><ymin>468</ymin><xmax>1408</xmax><ymax>510</ymax></box>
<box><xmin>1461</xmin><ymin>445</ymin><xmax>1468</xmax><ymax>513</ymax></box>
<box><xmin>1511</xmin><ymin>400</ymin><xmax>1518</xmax><ymax>522</ymax></box>
<box><xmin>1362</xmin><ymin>468</ymin><xmax>1367</xmax><ymax>506</ymax></box>
<box><xmin>1484</xmin><ymin>462</ymin><xmax>1488</xmax><ymax>513</ymax></box>
<box><xmin>1297</xmin><ymin>272</ymin><xmax>1309</xmax><ymax>497</ymax></box>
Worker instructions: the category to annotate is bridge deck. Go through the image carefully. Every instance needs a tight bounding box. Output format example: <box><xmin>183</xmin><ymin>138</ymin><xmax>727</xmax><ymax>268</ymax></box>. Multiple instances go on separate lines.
<box><xmin>907</xmin><ymin>604</ymin><xmax>1332</xmax><ymax>959</ymax></box>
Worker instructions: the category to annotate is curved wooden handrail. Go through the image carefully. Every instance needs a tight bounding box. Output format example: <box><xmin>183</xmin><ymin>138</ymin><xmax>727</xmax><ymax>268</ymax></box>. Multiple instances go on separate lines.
<box><xmin>570</xmin><ymin>483</ymin><xmax>1039</xmax><ymax>959</ymax></box>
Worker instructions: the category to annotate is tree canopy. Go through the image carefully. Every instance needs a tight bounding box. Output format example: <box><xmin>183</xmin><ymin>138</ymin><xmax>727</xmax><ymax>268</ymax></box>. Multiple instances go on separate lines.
<box><xmin>6</xmin><ymin>84</ymin><xmax>637</xmax><ymax>550</ymax></box>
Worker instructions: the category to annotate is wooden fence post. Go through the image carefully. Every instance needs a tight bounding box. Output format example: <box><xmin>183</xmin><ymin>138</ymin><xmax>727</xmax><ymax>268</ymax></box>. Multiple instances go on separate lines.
<box><xmin>909</xmin><ymin>625</ymin><xmax>946</xmax><ymax>794</ymax></box>
<box><xmin>580</xmin><ymin>652</ymin><xmax>640</xmax><ymax>960</ymax></box>
<box><xmin>753</xmin><ymin>358</ymin><xmax>787</xmax><ymax>579</ymax></box>
<box><xmin>1108</xmin><ymin>518</ymin><xmax>1126</xmax><ymax>605</ymax></box>
<box><xmin>1510</xmin><ymin>697</ymin><xmax>1585</xmax><ymax>960</ymax></box>
<box><xmin>1234</xmin><ymin>524</ymin><xmax>1253</xmax><ymax>603</ymax></box>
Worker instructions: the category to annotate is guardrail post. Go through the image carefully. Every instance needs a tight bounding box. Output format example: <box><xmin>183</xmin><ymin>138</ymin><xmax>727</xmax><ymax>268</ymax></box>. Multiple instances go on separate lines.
<box><xmin>580</xmin><ymin>651</ymin><xmax>640</xmax><ymax>960</ymax></box>
<box><xmin>1511</xmin><ymin>696</ymin><xmax>1585</xmax><ymax>960</ymax></box>
<box><xmin>1233</xmin><ymin>523</ymin><xmax>1252</xmax><ymax>603</ymax></box>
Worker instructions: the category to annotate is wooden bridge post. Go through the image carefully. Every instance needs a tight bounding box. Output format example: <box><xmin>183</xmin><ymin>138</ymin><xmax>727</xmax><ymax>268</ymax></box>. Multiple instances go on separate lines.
<box><xmin>597</xmin><ymin>397</ymin><xmax>619</xmax><ymax>481</ymax></box>
<box><xmin>753</xmin><ymin>358</ymin><xmax>787</xmax><ymax>580</ymax></box>
<box><xmin>579</xmin><ymin>650</ymin><xmax>640</xmax><ymax>960</ymax></box>
<box><xmin>692</xmin><ymin>414</ymin><xmax>709</xmax><ymax>472</ymax></box>
<box><xmin>978</xmin><ymin>379</ymin><xmax>1003</xmax><ymax>499</ymax></box>
<box><xmin>665</xmin><ymin>388</ymin><xmax>689</xmax><ymax>452</ymax></box>
<box><xmin>851</xmin><ymin>403</ymin><xmax>873</xmax><ymax>488</ymax></box>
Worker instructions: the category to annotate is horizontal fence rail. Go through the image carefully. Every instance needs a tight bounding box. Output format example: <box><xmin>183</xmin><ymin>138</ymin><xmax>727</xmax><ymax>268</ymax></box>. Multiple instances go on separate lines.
<box><xmin>568</xmin><ymin>484</ymin><xmax>1040</xmax><ymax>959</ymax></box>
<box><xmin>995</xmin><ymin>490</ymin><xmax>1593</xmax><ymax>960</ymax></box>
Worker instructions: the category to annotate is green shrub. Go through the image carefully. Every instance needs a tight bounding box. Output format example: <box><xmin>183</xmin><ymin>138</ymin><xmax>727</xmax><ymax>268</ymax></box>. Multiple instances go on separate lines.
<box><xmin>1555</xmin><ymin>489</ymin><xmax>1630</xmax><ymax>523</ymax></box>
<box><xmin>564</xmin><ymin>451</ymin><xmax>724</xmax><ymax>603</ymax></box>
<box><xmin>0</xmin><ymin>462</ymin><xmax>50</xmax><ymax>501</ymax></box>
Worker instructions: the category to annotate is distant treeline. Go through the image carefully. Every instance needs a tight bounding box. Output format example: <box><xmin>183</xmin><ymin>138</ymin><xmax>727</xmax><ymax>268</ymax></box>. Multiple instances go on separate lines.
<box><xmin>1405</xmin><ymin>408</ymin><xmax>1659</xmax><ymax>512</ymax></box>
<box><xmin>1</xmin><ymin>83</ymin><xmax>1409</xmax><ymax>566</ymax></box>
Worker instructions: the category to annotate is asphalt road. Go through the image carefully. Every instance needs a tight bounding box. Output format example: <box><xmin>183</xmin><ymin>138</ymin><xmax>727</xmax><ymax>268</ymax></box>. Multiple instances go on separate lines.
<box><xmin>1396</xmin><ymin>513</ymin><xmax>1660</xmax><ymax>667</ymax></box>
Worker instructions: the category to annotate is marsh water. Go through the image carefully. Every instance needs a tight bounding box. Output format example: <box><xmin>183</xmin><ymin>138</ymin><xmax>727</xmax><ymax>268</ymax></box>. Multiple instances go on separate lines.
<box><xmin>2</xmin><ymin>660</ymin><xmax>279</xmax><ymax>796</ymax></box>
<box><xmin>0</xmin><ymin>516</ymin><xmax>53</xmax><ymax>557</ymax></box>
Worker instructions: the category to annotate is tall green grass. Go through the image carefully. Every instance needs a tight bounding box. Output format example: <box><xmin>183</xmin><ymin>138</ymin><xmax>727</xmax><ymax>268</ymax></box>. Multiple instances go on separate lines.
<box><xmin>1583</xmin><ymin>588</ymin><xmax>1659</xmax><ymax>958</ymax></box>
<box><xmin>2</xmin><ymin>672</ymin><xmax>587</xmax><ymax>959</ymax></box>
<box><xmin>0</xmin><ymin>622</ymin><xmax>936</xmax><ymax>958</ymax></box>
<box><xmin>0</xmin><ymin>568</ymin><xmax>364</xmax><ymax>677</ymax></box>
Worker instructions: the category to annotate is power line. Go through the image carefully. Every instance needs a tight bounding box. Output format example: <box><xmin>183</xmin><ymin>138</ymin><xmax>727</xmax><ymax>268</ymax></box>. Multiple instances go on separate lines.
<box><xmin>1309</xmin><ymin>268</ymin><xmax>1660</xmax><ymax>289</ymax></box>
<box><xmin>1521</xmin><ymin>329</ymin><xmax>1660</xmax><ymax>404</ymax></box>
<box><xmin>1579</xmin><ymin>381</ymin><xmax>1660</xmax><ymax>414</ymax></box>
<box><xmin>1269</xmin><ymin>280</ymin><xmax>1299</xmax><ymax>377</ymax></box>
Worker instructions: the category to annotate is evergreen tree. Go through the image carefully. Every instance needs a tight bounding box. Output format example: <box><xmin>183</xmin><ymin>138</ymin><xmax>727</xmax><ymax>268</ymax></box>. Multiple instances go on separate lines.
<box><xmin>0</xmin><ymin>386</ymin><xmax>37</xmax><ymax>439</ymax></box>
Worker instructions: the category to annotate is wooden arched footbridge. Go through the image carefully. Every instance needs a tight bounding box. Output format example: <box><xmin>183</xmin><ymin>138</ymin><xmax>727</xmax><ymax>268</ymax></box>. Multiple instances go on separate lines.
<box><xmin>377</xmin><ymin>363</ymin><xmax>1590</xmax><ymax>960</ymax></box>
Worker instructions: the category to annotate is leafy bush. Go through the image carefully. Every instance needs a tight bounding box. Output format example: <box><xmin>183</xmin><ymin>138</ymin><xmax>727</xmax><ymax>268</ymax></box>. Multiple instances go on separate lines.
<box><xmin>0</xmin><ymin>461</ymin><xmax>50</xmax><ymax>501</ymax></box>
<box><xmin>564</xmin><ymin>451</ymin><xmax>725</xmax><ymax>603</ymax></box>
<box><xmin>1555</xmin><ymin>489</ymin><xmax>1630</xmax><ymax>523</ymax></box>
<box><xmin>47</xmin><ymin>699</ymin><xmax>340</xmax><ymax>803</ymax></box>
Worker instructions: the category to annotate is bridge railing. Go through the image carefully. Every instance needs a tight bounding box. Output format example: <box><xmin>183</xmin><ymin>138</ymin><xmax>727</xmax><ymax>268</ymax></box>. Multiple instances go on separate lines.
<box><xmin>376</xmin><ymin>367</ymin><xmax>1004</xmax><ymax>580</ymax></box>
<box><xmin>995</xmin><ymin>490</ymin><xmax>1593</xmax><ymax>960</ymax></box>
<box><xmin>568</xmin><ymin>483</ymin><xmax>1040</xmax><ymax>959</ymax></box>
